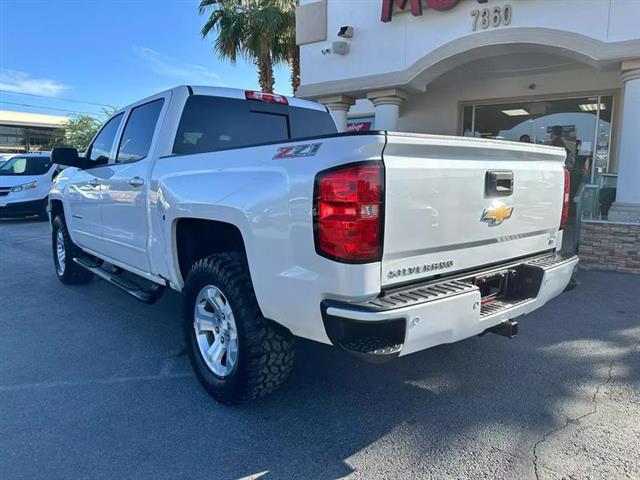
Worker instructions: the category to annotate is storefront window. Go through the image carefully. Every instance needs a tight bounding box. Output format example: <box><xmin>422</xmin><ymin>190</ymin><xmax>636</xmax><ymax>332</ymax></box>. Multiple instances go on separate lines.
<box><xmin>0</xmin><ymin>124</ymin><xmax>59</xmax><ymax>152</ymax></box>
<box><xmin>462</xmin><ymin>95</ymin><xmax>615</xmax><ymax>222</ymax></box>
<box><xmin>464</xmin><ymin>97</ymin><xmax>613</xmax><ymax>169</ymax></box>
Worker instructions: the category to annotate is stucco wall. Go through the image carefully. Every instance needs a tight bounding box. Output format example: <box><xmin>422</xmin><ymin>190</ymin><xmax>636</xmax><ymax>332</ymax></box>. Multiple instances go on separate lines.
<box><xmin>298</xmin><ymin>0</ymin><xmax>640</xmax><ymax>97</ymax></box>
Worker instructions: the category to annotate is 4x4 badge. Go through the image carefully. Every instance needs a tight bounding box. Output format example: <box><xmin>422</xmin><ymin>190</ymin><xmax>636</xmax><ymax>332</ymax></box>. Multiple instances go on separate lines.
<box><xmin>481</xmin><ymin>203</ymin><xmax>513</xmax><ymax>226</ymax></box>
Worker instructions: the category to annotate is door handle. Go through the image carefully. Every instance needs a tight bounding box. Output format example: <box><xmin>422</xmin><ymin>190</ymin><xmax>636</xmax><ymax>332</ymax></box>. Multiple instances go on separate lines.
<box><xmin>89</xmin><ymin>178</ymin><xmax>100</xmax><ymax>187</ymax></box>
<box><xmin>127</xmin><ymin>176</ymin><xmax>144</xmax><ymax>188</ymax></box>
<box><xmin>485</xmin><ymin>170</ymin><xmax>513</xmax><ymax>197</ymax></box>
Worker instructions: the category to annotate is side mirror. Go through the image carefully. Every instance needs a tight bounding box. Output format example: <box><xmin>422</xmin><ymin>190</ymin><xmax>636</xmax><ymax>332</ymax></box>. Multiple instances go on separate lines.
<box><xmin>51</xmin><ymin>147</ymin><xmax>89</xmax><ymax>169</ymax></box>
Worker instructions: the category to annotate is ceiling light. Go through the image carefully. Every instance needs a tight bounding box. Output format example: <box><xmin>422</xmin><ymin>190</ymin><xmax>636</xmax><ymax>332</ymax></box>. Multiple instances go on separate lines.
<box><xmin>579</xmin><ymin>103</ymin><xmax>606</xmax><ymax>112</ymax></box>
<box><xmin>502</xmin><ymin>109</ymin><xmax>530</xmax><ymax>116</ymax></box>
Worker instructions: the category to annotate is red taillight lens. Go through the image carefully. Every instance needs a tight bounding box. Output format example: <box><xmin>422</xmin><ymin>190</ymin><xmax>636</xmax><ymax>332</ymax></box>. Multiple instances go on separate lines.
<box><xmin>314</xmin><ymin>163</ymin><xmax>383</xmax><ymax>263</ymax></box>
<box><xmin>245</xmin><ymin>90</ymin><xmax>288</xmax><ymax>104</ymax></box>
<box><xmin>560</xmin><ymin>167</ymin><xmax>570</xmax><ymax>230</ymax></box>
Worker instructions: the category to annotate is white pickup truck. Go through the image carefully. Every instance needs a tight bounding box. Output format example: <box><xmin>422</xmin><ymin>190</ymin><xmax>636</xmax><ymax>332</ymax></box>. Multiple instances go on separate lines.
<box><xmin>49</xmin><ymin>86</ymin><xmax>577</xmax><ymax>404</ymax></box>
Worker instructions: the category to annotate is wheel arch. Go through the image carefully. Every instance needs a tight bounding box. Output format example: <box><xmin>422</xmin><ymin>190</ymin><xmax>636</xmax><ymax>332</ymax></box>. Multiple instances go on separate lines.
<box><xmin>49</xmin><ymin>198</ymin><xmax>64</xmax><ymax>223</ymax></box>
<box><xmin>172</xmin><ymin>216</ymin><xmax>250</xmax><ymax>287</ymax></box>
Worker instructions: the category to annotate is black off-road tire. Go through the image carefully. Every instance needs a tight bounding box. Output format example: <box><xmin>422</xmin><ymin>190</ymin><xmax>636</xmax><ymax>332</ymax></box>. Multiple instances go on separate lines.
<box><xmin>38</xmin><ymin>199</ymin><xmax>49</xmax><ymax>220</ymax></box>
<box><xmin>52</xmin><ymin>215</ymin><xmax>93</xmax><ymax>285</ymax></box>
<box><xmin>183</xmin><ymin>252</ymin><xmax>295</xmax><ymax>404</ymax></box>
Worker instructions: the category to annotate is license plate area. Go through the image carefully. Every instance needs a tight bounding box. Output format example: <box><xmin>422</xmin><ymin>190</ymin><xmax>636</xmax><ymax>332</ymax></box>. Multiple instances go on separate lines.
<box><xmin>471</xmin><ymin>264</ymin><xmax>544</xmax><ymax>305</ymax></box>
<box><xmin>475</xmin><ymin>271</ymin><xmax>512</xmax><ymax>305</ymax></box>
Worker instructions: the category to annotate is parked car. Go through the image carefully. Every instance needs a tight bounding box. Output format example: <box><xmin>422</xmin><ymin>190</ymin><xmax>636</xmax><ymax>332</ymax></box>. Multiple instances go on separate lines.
<box><xmin>49</xmin><ymin>86</ymin><xmax>578</xmax><ymax>404</ymax></box>
<box><xmin>0</xmin><ymin>152</ymin><xmax>58</xmax><ymax>219</ymax></box>
<box><xmin>0</xmin><ymin>153</ymin><xmax>17</xmax><ymax>168</ymax></box>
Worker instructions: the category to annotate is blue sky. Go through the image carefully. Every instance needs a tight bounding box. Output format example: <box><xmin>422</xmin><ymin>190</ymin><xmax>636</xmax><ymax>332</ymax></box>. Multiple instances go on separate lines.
<box><xmin>0</xmin><ymin>0</ymin><xmax>293</xmax><ymax>118</ymax></box>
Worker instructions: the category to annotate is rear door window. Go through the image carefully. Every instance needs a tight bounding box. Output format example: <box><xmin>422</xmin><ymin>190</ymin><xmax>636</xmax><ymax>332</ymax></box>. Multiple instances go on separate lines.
<box><xmin>116</xmin><ymin>98</ymin><xmax>164</xmax><ymax>163</ymax></box>
<box><xmin>173</xmin><ymin>95</ymin><xmax>337</xmax><ymax>155</ymax></box>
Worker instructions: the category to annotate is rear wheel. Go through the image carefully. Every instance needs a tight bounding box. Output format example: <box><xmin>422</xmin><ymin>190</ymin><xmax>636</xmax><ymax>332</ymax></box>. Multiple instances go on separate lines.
<box><xmin>52</xmin><ymin>215</ymin><xmax>93</xmax><ymax>285</ymax></box>
<box><xmin>183</xmin><ymin>253</ymin><xmax>295</xmax><ymax>404</ymax></box>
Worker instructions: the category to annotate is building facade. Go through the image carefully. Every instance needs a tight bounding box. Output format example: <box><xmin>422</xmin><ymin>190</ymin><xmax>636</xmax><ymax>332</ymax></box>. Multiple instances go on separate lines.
<box><xmin>0</xmin><ymin>110</ymin><xmax>68</xmax><ymax>153</ymax></box>
<box><xmin>296</xmin><ymin>0</ymin><xmax>640</xmax><ymax>271</ymax></box>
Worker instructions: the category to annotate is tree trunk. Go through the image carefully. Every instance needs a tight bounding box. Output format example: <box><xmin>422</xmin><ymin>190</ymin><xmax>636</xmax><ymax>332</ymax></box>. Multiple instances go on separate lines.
<box><xmin>290</xmin><ymin>44</ymin><xmax>300</xmax><ymax>95</ymax></box>
<box><xmin>256</xmin><ymin>54</ymin><xmax>275</xmax><ymax>93</ymax></box>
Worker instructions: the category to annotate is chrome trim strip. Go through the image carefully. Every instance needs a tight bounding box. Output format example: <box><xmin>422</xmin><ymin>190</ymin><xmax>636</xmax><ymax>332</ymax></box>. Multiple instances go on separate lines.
<box><xmin>385</xmin><ymin>228</ymin><xmax>556</xmax><ymax>260</ymax></box>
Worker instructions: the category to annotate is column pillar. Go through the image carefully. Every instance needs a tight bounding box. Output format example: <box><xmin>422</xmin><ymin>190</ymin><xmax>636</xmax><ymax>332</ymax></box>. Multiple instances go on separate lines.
<box><xmin>366</xmin><ymin>88</ymin><xmax>408</xmax><ymax>131</ymax></box>
<box><xmin>610</xmin><ymin>60</ymin><xmax>640</xmax><ymax>222</ymax></box>
<box><xmin>317</xmin><ymin>94</ymin><xmax>355</xmax><ymax>132</ymax></box>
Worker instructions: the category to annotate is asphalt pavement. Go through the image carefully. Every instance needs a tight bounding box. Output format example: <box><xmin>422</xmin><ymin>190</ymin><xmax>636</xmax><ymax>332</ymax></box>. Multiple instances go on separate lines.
<box><xmin>1</xmin><ymin>218</ymin><xmax>639</xmax><ymax>480</ymax></box>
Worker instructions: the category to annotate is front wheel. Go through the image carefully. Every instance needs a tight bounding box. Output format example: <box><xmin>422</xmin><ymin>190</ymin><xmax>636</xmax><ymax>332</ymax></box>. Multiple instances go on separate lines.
<box><xmin>183</xmin><ymin>253</ymin><xmax>295</xmax><ymax>404</ymax></box>
<box><xmin>52</xmin><ymin>215</ymin><xmax>93</xmax><ymax>285</ymax></box>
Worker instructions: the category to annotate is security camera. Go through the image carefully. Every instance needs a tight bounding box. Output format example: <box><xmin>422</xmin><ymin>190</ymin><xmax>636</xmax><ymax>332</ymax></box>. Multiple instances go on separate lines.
<box><xmin>331</xmin><ymin>41</ymin><xmax>349</xmax><ymax>55</ymax></box>
<box><xmin>338</xmin><ymin>26</ymin><xmax>354</xmax><ymax>38</ymax></box>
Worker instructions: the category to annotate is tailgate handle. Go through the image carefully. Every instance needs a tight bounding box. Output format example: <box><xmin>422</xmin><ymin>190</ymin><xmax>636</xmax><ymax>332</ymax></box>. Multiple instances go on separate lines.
<box><xmin>485</xmin><ymin>170</ymin><xmax>513</xmax><ymax>197</ymax></box>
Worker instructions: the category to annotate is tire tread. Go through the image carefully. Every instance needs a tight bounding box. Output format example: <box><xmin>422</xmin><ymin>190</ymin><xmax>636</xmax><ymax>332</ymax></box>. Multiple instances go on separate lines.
<box><xmin>184</xmin><ymin>252</ymin><xmax>294</xmax><ymax>404</ymax></box>
<box><xmin>52</xmin><ymin>215</ymin><xmax>93</xmax><ymax>285</ymax></box>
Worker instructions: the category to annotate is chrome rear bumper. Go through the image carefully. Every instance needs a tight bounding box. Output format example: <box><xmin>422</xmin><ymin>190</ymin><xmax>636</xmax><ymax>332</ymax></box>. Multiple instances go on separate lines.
<box><xmin>321</xmin><ymin>252</ymin><xmax>579</xmax><ymax>359</ymax></box>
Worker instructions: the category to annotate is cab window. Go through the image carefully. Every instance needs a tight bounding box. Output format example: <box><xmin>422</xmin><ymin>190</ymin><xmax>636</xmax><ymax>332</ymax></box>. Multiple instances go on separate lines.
<box><xmin>116</xmin><ymin>98</ymin><xmax>164</xmax><ymax>163</ymax></box>
<box><xmin>87</xmin><ymin>113</ymin><xmax>124</xmax><ymax>164</ymax></box>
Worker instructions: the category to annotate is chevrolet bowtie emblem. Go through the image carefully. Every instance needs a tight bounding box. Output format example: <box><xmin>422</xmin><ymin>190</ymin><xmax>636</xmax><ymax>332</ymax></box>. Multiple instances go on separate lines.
<box><xmin>481</xmin><ymin>203</ymin><xmax>514</xmax><ymax>226</ymax></box>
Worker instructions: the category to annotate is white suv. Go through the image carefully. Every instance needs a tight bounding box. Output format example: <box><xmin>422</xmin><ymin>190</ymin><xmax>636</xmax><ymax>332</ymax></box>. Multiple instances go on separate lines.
<box><xmin>0</xmin><ymin>152</ymin><xmax>58</xmax><ymax>219</ymax></box>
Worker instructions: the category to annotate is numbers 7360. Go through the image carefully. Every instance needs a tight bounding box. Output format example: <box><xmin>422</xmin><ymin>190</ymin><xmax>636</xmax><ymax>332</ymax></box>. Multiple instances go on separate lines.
<box><xmin>471</xmin><ymin>4</ymin><xmax>512</xmax><ymax>31</ymax></box>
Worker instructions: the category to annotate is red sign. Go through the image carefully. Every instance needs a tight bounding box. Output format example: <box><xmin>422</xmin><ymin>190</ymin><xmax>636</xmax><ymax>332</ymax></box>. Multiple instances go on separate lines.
<box><xmin>347</xmin><ymin>121</ymin><xmax>373</xmax><ymax>132</ymax></box>
<box><xmin>381</xmin><ymin>0</ymin><xmax>487</xmax><ymax>22</ymax></box>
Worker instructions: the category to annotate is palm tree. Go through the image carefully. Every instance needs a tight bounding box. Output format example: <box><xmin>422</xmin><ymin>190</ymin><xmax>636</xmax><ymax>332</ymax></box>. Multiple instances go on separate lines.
<box><xmin>274</xmin><ymin>0</ymin><xmax>299</xmax><ymax>94</ymax></box>
<box><xmin>199</xmin><ymin>0</ymin><xmax>299</xmax><ymax>94</ymax></box>
<box><xmin>200</xmin><ymin>0</ymin><xmax>284</xmax><ymax>93</ymax></box>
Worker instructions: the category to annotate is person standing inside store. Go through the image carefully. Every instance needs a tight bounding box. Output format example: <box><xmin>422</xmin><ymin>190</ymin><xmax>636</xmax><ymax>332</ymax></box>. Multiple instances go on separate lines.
<box><xmin>549</xmin><ymin>125</ymin><xmax>578</xmax><ymax>222</ymax></box>
<box><xmin>549</xmin><ymin>126</ymin><xmax>571</xmax><ymax>161</ymax></box>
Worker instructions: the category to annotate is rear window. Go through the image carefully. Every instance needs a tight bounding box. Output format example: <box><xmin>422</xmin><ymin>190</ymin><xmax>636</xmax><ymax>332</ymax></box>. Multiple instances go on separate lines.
<box><xmin>173</xmin><ymin>95</ymin><xmax>337</xmax><ymax>155</ymax></box>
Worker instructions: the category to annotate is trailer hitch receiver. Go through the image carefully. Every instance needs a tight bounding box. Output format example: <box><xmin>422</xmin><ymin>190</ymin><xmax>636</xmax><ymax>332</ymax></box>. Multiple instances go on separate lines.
<box><xmin>485</xmin><ymin>319</ymin><xmax>518</xmax><ymax>338</ymax></box>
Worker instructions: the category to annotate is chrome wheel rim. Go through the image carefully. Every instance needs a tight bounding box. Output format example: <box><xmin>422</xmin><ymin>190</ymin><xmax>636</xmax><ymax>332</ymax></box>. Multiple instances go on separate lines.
<box><xmin>55</xmin><ymin>230</ymin><xmax>65</xmax><ymax>276</ymax></box>
<box><xmin>193</xmin><ymin>285</ymin><xmax>238</xmax><ymax>377</ymax></box>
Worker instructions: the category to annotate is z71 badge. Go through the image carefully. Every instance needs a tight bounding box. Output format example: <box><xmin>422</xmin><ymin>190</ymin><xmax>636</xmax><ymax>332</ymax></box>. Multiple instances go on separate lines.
<box><xmin>273</xmin><ymin>143</ymin><xmax>322</xmax><ymax>159</ymax></box>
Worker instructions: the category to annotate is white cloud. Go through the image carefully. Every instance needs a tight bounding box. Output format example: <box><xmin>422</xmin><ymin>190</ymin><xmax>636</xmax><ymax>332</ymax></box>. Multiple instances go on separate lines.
<box><xmin>0</xmin><ymin>69</ymin><xmax>67</xmax><ymax>96</ymax></box>
<box><xmin>132</xmin><ymin>46</ymin><xmax>221</xmax><ymax>85</ymax></box>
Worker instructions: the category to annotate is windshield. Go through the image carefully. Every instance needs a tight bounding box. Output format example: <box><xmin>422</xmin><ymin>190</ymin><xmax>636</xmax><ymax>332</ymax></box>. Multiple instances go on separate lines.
<box><xmin>0</xmin><ymin>156</ymin><xmax>52</xmax><ymax>176</ymax></box>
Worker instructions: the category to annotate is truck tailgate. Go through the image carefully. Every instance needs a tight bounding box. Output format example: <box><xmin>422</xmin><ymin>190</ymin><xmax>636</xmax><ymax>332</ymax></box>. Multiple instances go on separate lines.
<box><xmin>381</xmin><ymin>133</ymin><xmax>567</xmax><ymax>287</ymax></box>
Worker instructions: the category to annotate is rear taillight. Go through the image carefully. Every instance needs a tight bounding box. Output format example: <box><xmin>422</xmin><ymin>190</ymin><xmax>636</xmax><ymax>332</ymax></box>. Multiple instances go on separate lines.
<box><xmin>560</xmin><ymin>167</ymin><xmax>570</xmax><ymax>230</ymax></box>
<box><xmin>314</xmin><ymin>163</ymin><xmax>383</xmax><ymax>263</ymax></box>
<box><xmin>245</xmin><ymin>90</ymin><xmax>288</xmax><ymax>104</ymax></box>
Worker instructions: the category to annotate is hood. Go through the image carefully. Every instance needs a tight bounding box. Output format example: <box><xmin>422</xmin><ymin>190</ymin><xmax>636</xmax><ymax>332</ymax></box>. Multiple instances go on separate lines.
<box><xmin>0</xmin><ymin>174</ymin><xmax>44</xmax><ymax>188</ymax></box>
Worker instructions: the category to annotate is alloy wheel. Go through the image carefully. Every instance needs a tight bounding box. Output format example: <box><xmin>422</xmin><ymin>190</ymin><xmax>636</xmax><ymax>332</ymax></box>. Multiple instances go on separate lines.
<box><xmin>193</xmin><ymin>285</ymin><xmax>239</xmax><ymax>377</ymax></box>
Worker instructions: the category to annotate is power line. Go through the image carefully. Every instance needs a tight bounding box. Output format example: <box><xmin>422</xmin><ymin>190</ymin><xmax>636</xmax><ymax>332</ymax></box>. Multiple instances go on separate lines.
<box><xmin>0</xmin><ymin>89</ymin><xmax>115</xmax><ymax>109</ymax></box>
<box><xmin>0</xmin><ymin>100</ymin><xmax>102</xmax><ymax>116</ymax></box>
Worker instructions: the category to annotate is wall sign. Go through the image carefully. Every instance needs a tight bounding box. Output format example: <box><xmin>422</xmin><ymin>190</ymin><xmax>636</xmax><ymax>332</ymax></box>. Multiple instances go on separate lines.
<box><xmin>347</xmin><ymin>121</ymin><xmax>373</xmax><ymax>132</ymax></box>
<box><xmin>470</xmin><ymin>4</ymin><xmax>512</xmax><ymax>31</ymax></box>
<box><xmin>381</xmin><ymin>0</ymin><xmax>488</xmax><ymax>22</ymax></box>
